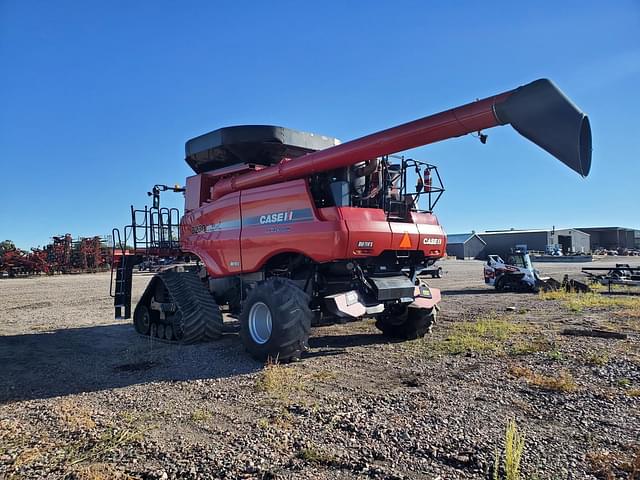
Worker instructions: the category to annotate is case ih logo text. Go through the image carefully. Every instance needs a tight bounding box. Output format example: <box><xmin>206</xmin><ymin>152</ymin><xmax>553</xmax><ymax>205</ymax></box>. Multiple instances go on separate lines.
<box><xmin>191</xmin><ymin>224</ymin><xmax>206</xmax><ymax>234</ymax></box>
<box><xmin>423</xmin><ymin>237</ymin><xmax>442</xmax><ymax>245</ymax></box>
<box><xmin>259</xmin><ymin>211</ymin><xmax>294</xmax><ymax>225</ymax></box>
<box><xmin>357</xmin><ymin>241</ymin><xmax>374</xmax><ymax>248</ymax></box>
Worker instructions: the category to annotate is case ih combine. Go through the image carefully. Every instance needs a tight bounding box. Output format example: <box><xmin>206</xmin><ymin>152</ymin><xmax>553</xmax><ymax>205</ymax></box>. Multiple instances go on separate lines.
<box><xmin>111</xmin><ymin>79</ymin><xmax>591</xmax><ymax>361</ymax></box>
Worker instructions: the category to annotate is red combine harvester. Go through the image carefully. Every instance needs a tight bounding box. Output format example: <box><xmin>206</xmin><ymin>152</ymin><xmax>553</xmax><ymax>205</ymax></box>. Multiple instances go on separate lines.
<box><xmin>111</xmin><ymin>79</ymin><xmax>591</xmax><ymax>361</ymax></box>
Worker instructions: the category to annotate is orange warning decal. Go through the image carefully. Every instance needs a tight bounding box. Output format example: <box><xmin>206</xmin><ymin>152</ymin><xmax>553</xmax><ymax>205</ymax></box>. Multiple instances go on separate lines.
<box><xmin>399</xmin><ymin>232</ymin><xmax>412</xmax><ymax>248</ymax></box>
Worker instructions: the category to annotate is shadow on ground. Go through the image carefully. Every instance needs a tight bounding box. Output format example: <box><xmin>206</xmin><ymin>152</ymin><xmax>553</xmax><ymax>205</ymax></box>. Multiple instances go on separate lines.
<box><xmin>0</xmin><ymin>324</ymin><xmax>259</xmax><ymax>404</ymax></box>
<box><xmin>309</xmin><ymin>332</ymin><xmax>392</xmax><ymax>350</ymax></box>
<box><xmin>441</xmin><ymin>288</ymin><xmax>502</xmax><ymax>296</ymax></box>
<box><xmin>0</xmin><ymin>325</ymin><xmax>393</xmax><ymax>403</ymax></box>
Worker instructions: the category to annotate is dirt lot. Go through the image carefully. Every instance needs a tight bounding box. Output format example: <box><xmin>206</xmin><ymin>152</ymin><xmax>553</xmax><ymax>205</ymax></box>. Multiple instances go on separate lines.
<box><xmin>1</xmin><ymin>259</ymin><xmax>639</xmax><ymax>479</ymax></box>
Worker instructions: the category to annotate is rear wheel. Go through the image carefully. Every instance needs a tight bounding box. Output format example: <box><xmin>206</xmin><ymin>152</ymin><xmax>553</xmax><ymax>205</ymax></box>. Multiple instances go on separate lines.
<box><xmin>376</xmin><ymin>306</ymin><xmax>436</xmax><ymax>340</ymax></box>
<box><xmin>240</xmin><ymin>277</ymin><xmax>312</xmax><ymax>362</ymax></box>
<box><xmin>495</xmin><ymin>275</ymin><xmax>506</xmax><ymax>292</ymax></box>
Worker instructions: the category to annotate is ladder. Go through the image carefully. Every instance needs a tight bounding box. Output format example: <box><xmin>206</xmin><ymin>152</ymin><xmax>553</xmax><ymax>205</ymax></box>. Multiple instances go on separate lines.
<box><xmin>109</xmin><ymin>227</ymin><xmax>140</xmax><ymax>320</ymax></box>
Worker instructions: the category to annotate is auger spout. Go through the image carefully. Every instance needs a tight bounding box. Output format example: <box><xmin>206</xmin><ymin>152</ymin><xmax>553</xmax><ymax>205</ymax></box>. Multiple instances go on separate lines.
<box><xmin>207</xmin><ymin>78</ymin><xmax>591</xmax><ymax>199</ymax></box>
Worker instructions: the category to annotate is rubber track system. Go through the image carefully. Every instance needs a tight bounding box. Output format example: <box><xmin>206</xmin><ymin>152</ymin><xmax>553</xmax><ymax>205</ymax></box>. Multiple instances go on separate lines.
<box><xmin>141</xmin><ymin>270</ymin><xmax>223</xmax><ymax>344</ymax></box>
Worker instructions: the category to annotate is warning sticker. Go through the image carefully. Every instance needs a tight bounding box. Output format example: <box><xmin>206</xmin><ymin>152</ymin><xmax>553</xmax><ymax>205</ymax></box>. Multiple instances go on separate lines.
<box><xmin>399</xmin><ymin>232</ymin><xmax>412</xmax><ymax>249</ymax></box>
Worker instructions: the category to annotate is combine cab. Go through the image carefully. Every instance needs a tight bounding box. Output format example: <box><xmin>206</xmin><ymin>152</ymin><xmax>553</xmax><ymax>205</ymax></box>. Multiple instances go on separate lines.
<box><xmin>111</xmin><ymin>78</ymin><xmax>592</xmax><ymax>362</ymax></box>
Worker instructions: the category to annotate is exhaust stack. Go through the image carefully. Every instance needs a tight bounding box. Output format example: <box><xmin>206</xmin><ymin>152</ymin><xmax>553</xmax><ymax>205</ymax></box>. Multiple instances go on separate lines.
<box><xmin>211</xmin><ymin>78</ymin><xmax>591</xmax><ymax>200</ymax></box>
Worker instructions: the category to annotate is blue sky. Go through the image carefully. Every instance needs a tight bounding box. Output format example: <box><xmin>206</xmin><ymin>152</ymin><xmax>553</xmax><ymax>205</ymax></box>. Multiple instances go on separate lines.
<box><xmin>1</xmin><ymin>1</ymin><xmax>639</xmax><ymax>249</ymax></box>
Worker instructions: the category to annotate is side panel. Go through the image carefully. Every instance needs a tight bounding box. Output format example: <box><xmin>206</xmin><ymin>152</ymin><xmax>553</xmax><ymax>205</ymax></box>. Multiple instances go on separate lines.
<box><xmin>339</xmin><ymin>207</ymin><xmax>392</xmax><ymax>257</ymax></box>
<box><xmin>240</xmin><ymin>179</ymin><xmax>348</xmax><ymax>272</ymax></box>
<box><xmin>412</xmin><ymin>212</ymin><xmax>447</xmax><ymax>259</ymax></box>
<box><xmin>339</xmin><ymin>209</ymin><xmax>446</xmax><ymax>260</ymax></box>
<box><xmin>180</xmin><ymin>191</ymin><xmax>242</xmax><ymax>277</ymax></box>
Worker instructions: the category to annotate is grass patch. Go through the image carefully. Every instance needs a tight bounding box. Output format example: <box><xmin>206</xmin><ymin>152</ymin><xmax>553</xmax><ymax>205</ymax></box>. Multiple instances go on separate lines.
<box><xmin>190</xmin><ymin>409</ymin><xmax>212</xmax><ymax>422</ymax></box>
<box><xmin>618</xmin><ymin>378</ymin><xmax>632</xmax><ymax>388</ymax></box>
<box><xmin>255</xmin><ymin>360</ymin><xmax>337</xmax><ymax>402</ymax></box>
<box><xmin>434</xmin><ymin>313</ymin><xmax>525</xmax><ymax>355</ymax></box>
<box><xmin>546</xmin><ymin>349</ymin><xmax>564</xmax><ymax>362</ymax></box>
<box><xmin>627</xmin><ymin>388</ymin><xmax>640</xmax><ymax>397</ymax></box>
<box><xmin>1</xmin><ymin>408</ymin><xmax>150</xmax><ymax>477</ymax></box>
<box><xmin>586</xmin><ymin>351</ymin><xmax>610</xmax><ymax>366</ymax></box>
<box><xmin>510</xmin><ymin>337</ymin><xmax>554</xmax><ymax>356</ymax></box>
<box><xmin>256</xmin><ymin>407</ymin><xmax>294</xmax><ymax>430</ymax></box>
<box><xmin>308</xmin><ymin>369</ymin><xmax>337</xmax><ymax>381</ymax></box>
<box><xmin>297</xmin><ymin>445</ymin><xmax>336</xmax><ymax>464</ymax></box>
<box><xmin>508</xmin><ymin>366</ymin><xmax>577</xmax><ymax>392</ymax></box>
<box><xmin>256</xmin><ymin>359</ymin><xmax>304</xmax><ymax>399</ymax></box>
<box><xmin>615</xmin><ymin>306</ymin><xmax>640</xmax><ymax>319</ymax></box>
<box><xmin>539</xmin><ymin>290</ymin><xmax>640</xmax><ymax>313</ymax></box>
<box><xmin>493</xmin><ymin>419</ymin><xmax>525</xmax><ymax>480</ymax></box>
<box><xmin>67</xmin><ymin>426</ymin><xmax>145</xmax><ymax>466</ymax></box>
<box><xmin>13</xmin><ymin>447</ymin><xmax>42</xmax><ymax>467</ymax></box>
<box><xmin>68</xmin><ymin>463</ymin><xmax>133</xmax><ymax>479</ymax></box>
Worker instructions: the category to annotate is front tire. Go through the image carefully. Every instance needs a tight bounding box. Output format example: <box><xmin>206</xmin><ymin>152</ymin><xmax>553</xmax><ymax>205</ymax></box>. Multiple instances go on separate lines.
<box><xmin>376</xmin><ymin>306</ymin><xmax>436</xmax><ymax>340</ymax></box>
<box><xmin>240</xmin><ymin>277</ymin><xmax>312</xmax><ymax>362</ymax></box>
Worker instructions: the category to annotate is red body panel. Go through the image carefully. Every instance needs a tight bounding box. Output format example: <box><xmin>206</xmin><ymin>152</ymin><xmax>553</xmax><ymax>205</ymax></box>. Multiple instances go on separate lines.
<box><xmin>239</xmin><ymin>180</ymin><xmax>347</xmax><ymax>272</ymax></box>
<box><xmin>180</xmin><ymin>179</ymin><xmax>446</xmax><ymax>277</ymax></box>
<box><xmin>339</xmin><ymin>208</ymin><xmax>392</xmax><ymax>257</ymax></box>
<box><xmin>181</xmin><ymin>192</ymin><xmax>242</xmax><ymax>277</ymax></box>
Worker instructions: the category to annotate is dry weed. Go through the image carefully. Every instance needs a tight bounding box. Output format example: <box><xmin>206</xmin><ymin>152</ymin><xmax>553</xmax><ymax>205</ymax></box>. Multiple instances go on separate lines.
<box><xmin>508</xmin><ymin>366</ymin><xmax>577</xmax><ymax>392</ymax></box>
<box><xmin>55</xmin><ymin>398</ymin><xmax>96</xmax><ymax>431</ymax></box>
<box><xmin>587</xmin><ymin>445</ymin><xmax>640</xmax><ymax>479</ymax></box>
<box><xmin>68</xmin><ymin>462</ymin><xmax>133</xmax><ymax>479</ymax></box>
<box><xmin>256</xmin><ymin>359</ymin><xmax>304</xmax><ymax>398</ymax></box>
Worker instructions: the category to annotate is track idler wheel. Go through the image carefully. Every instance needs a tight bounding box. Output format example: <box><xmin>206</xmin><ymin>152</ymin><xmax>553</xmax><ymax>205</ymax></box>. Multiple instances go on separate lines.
<box><xmin>133</xmin><ymin>305</ymin><xmax>151</xmax><ymax>335</ymax></box>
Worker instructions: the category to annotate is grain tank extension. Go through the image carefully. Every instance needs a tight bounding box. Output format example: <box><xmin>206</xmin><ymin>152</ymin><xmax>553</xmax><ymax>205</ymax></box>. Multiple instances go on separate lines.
<box><xmin>111</xmin><ymin>78</ymin><xmax>591</xmax><ymax>361</ymax></box>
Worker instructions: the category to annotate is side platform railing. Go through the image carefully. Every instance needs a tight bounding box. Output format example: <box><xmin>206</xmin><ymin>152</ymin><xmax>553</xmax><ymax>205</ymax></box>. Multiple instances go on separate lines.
<box><xmin>110</xmin><ymin>205</ymin><xmax>183</xmax><ymax>320</ymax></box>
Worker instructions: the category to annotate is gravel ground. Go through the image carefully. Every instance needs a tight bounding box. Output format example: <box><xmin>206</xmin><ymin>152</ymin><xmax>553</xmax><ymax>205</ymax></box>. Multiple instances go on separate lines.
<box><xmin>0</xmin><ymin>258</ymin><xmax>638</xmax><ymax>479</ymax></box>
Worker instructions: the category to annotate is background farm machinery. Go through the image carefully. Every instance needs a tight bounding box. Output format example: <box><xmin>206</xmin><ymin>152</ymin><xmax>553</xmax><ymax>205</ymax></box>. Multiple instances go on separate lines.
<box><xmin>0</xmin><ymin>235</ymin><xmax>112</xmax><ymax>277</ymax></box>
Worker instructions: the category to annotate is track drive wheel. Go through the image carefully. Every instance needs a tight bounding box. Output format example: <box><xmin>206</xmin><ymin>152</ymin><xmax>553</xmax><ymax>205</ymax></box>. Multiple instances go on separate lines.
<box><xmin>376</xmin><ymin>305</ymin><xmax>436</xmax><ymax>340</ymax></box>
<box><xmin>239</xmin><ymin>277</ymin><xmax>312</xmax><ymax>362</ymax></box>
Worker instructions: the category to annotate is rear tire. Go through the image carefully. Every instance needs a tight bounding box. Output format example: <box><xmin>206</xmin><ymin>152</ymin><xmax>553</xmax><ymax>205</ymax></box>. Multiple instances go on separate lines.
<box><xmin>495</xmin><ymin>275</ymin><xmax>506</xmax><ymax>292</ymax></box>
<box><xmin>376</xmin><ymin>306</ymin><xmax>436</xmax><ymax>340</ymax></box>
<box><xmin>240</xmin><ymin>277</ymin><xmax>312</xmax><ymax>362</ymax></box>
